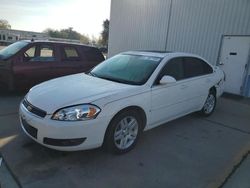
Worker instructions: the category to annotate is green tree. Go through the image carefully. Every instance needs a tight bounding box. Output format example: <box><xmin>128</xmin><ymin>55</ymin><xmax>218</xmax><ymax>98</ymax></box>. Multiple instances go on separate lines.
<box><xmin>43</xmin><ymin>27</ymin><xmax>90</xmax><ymax>44</ymax></box>
<box><xmin>100</xmin><ymin>19</ymin><xmax>109</xmax><ymax>47</ymax></box>
<box><xmin>0</xmin><ymin>19</ymin><xmax>11</xmax><ymax>29</ymax></box>
<box><xmin>80</xmin><ymin>34</ymin><xmax>90</xmax><ymax>44</ymax></box>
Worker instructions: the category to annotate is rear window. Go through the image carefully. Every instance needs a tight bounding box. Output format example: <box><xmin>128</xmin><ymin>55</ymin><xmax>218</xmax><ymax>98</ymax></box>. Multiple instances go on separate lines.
<box><xmin>62</xmin><ymin>46</ymin><xmax>81</xmax><ymax>61</ymax></box>
<box><xmin>84</xmin><ymin>48</ymin><xmax>104</xmax><ymax>62</ymax></box>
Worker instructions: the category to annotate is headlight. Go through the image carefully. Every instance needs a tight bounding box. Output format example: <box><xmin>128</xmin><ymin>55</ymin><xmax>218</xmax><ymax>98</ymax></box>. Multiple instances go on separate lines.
<box><xmin>51</xmin><ymin>104</ymin><xmax>101</xmax><ymax>121</ymax></box>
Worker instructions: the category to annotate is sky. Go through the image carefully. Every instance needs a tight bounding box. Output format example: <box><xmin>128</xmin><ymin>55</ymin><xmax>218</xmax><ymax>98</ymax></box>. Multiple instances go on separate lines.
<box><xmin>0</xmin><ymin>0</ymin><xmax>111</xmax><ymax>38</ymax></box>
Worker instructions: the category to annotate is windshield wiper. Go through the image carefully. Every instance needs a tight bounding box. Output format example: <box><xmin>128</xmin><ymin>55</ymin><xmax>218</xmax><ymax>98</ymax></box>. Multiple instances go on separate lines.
<box><xmin>98</xmin><ymin>75</ymin><xmax>136</xmax><ymax>85</ymax></box>
<box><xmin>98</xmin><ymin>76</ymin><xmax>123</xmax><ymax>83</ymax></box>
<box><xmin>87</xmin><ymin>72</ymin><xmax>97</xmax><ymax>77</ymax></box>
<box><xmin>87</xmin><ymin>72</ymin><xmax>137</xmax><ymax>85</ymax></box>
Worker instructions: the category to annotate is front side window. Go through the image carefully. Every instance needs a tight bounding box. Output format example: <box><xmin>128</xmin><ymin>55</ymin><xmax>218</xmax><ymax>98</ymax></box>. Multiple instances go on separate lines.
<box><xmin>40</xmin><ymin>45</ymin><xmax>54</xmax><ymax>58</ymax></box>
<box><xmin>23</xmin><ymin>46</ymin><xmax>36</xmax><ymax>62</ymax></box>
<box><xmin>90</xmin><ymin>54</ymin><xmax>162</xmax><ymax>85</ymax></box>
<box><xmin>162</xmin><ymin>57</ymin><xmax>184</xmax><ymax>81</ymax></box>
<box><xmin>29</xmin><ymin>44</ymin><xmax>55</xmax><ymax>62</ymax></box>
<box><xmin>25</xmin><ymin>46</ymin><xmax>35</xmax><ymax>57</ymax></box>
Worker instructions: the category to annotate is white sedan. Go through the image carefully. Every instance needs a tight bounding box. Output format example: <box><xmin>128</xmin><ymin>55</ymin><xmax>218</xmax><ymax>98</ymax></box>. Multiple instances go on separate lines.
<box><xmin>19</xmin><ymin>51</ymin><xmax>225</xmax><ymax>154</ymax></box>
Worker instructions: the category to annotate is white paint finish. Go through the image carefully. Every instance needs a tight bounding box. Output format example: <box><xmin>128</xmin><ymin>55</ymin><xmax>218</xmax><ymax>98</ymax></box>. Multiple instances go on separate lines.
<box><xmin>27</xmin><ymin>73</ymin><xmax>136</xmax><ymax>113</ymax></box>
<box><xmin>218</xmin><ymin>36</ymin><xmax>250</xmax><ymax>95</ymax></box>
<box><xmin>150</xmin><ymin>82</ymin><xmax>189</xmax><ymax>126</ymax></box>
<box><xmin>20</xmin><ymin>52</ymin><xmax>224</xmax><ymax>151</ymax></box>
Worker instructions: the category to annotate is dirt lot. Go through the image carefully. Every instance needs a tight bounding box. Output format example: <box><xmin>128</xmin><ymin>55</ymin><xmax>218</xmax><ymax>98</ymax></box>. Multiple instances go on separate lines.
<box><xmin>0</xmin><ymin>94</ymin><xmax>250</xmax><ymax>188</ymax></box>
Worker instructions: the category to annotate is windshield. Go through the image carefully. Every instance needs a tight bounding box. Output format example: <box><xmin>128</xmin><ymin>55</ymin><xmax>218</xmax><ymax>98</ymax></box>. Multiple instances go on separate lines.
<box><xmin>0</xmin><ymin>41</ymin><xmax>29</xmax><ymax>60</ymax></box>
<box><xmin>90</xmin><ymin>54</ymin><xmax>162</xmax><ymax>85</ymax></box>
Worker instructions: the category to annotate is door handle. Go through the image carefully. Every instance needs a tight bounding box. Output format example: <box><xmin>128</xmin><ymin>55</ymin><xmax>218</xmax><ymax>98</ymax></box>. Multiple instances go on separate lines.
<box><xmin>180</xmin><ymin>85</ymin><xmax>188</xmax><ymax>89</ymax></box>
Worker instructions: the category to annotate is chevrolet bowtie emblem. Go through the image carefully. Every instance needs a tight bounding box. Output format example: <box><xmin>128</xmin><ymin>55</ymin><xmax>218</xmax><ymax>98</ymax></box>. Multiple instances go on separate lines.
<box><xmin>27</xmin><ymin>105</ymin><xmax>32</xmax><ymax>111</ymax></box>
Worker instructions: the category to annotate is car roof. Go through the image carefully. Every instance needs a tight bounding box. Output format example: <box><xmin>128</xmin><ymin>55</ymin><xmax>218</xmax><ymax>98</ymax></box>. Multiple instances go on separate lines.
<box><xmin>21</xmin><ymin>40</ymin><xmax>96</xmax><ymax>49</ymax></box>
<box><xmin>123</xmin><ymin>50</ymin><xmax>204</xmax><ymax>59</ymax></box>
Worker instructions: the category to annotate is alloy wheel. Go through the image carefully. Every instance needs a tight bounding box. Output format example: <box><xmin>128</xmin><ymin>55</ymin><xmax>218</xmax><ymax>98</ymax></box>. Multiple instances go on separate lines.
<box><xmin>114</xmin><ymin>116</ymin><xmax>139</xmax><ymax>150</ymax></box>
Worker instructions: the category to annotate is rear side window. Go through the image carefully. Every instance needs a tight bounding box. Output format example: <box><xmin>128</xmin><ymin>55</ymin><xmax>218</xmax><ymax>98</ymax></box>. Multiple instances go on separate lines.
<box><xmin>183</xmin><ymin>57</ymin><xmax>213</xmax><ymax>78</ymax></box>
<box><xmin>84</xmin><ymin>48</ymin><xmax>104</xmax><ymax>62</ymax></box>
<box><xmin>62</xmin><ymin>46</ymin><xmax>81</xmax><ymax>61</ymax></box>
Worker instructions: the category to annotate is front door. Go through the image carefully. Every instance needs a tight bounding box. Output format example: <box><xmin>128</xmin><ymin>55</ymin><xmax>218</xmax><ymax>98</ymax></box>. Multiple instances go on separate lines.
<box><xmin>218</xmin><ymin>36</ymin><xmax>250</xmax><ymax>95</ymax></box>
<box><xmin>13</xmin><ymin>43</ymin><xmax>57</xmax><ymax>89</ymax></box>
<box><xmin>150</xmin><ymin>57</ymin><xmax>190</xmax><ymax>127</ymax></box>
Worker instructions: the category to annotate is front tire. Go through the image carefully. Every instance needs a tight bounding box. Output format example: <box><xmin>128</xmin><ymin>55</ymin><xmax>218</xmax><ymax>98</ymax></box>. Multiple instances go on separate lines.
<box><xmin>104</xmin><ymin>110</ymin><xmax>143</xmax><ymax>154</ymax></box>
<box><xmin>200</xmin><ymin>91</ymin><xmax>216</xmax><ymax>116</ymax></box>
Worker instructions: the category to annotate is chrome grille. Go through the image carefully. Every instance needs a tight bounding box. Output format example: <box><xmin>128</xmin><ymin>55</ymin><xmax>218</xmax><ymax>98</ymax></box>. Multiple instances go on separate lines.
<box><xmin>22</xmin><ymin>99</ymin><xmax>47</xmax><ymax>118</ymax></box>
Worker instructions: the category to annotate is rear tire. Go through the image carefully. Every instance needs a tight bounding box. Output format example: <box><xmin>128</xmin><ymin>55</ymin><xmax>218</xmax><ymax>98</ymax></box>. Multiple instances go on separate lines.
<box><xmin>200</xmin><ymin>91</ymin><xmax>216</xmax><ymax>116</ymax></box>
<box><xmin>104</xmin><ymin>110</ymin><xmax>143</xmax><ymax>154</ymax></box>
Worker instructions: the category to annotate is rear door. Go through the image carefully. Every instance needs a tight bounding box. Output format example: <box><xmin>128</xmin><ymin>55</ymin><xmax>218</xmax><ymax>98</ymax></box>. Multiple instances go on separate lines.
<box><xmin>13</xmin><ymin>43</ymin><xmax>58</xmax><ymax>88</ymax></box>
<box><xmin>51</xmin><ymin>45</ymin><xmax>87</xmax><ymax>78</ymax></box>
<box><xmin>82</xmin><ymin>47</ymin><xmax>105</xmax><ymax>71</ymax></box>
<box><xmin>182</xmin><ymin>57</ymin><xmax>214</xmax><ymax>110</ymax></box>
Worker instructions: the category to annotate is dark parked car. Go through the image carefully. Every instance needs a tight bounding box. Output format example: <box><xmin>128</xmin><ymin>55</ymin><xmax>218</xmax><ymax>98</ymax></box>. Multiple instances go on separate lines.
<box><xmin>0</xmin><ymin>40</ymin><xmax>104</xmax><ymax>91</ymax></box>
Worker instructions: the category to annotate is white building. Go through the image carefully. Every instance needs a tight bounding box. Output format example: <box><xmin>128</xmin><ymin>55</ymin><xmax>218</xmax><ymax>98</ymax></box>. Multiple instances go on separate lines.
<box><xmin>108</xmin><ymin>0</ymin><xmax>250</xmax><ymax>97</ymax></box>
<box><xmin>0</xmin><ymin>29</ymin><xmax>48</xmax><ymax>44</ymax></box>
<box><xmin>0</xmin><ymin>29</ymin><xmax>82</xmax><ymax>46</ymax></box>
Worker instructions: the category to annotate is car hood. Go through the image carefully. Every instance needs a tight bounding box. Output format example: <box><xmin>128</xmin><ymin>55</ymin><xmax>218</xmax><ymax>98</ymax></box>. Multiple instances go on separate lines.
<box><xmin>26</xmin><ymin>73</ymin><xmax>134</xmax><ymax>113</ymax></box>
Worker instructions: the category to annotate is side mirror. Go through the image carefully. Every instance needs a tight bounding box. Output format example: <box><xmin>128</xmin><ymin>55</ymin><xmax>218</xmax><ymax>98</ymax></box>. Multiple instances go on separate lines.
<box><xmin>159</xmin><ymin>75</ymin><xmax>176</xmax><ymax>85</ymax></box>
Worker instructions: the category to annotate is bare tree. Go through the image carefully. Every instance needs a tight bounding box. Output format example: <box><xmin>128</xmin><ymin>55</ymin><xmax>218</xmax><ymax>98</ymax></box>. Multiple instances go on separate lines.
<box><xmin>0</xmin><ymin>19</ymin><xmax>11</xmax><ymax>29</ymax></box>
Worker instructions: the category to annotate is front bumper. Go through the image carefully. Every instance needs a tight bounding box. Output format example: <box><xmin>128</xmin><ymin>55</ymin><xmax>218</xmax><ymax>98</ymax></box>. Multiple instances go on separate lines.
<box><xmin>19</xmin><ymin>102</ymin><xmax>110</xmax><ymax>151</ymax></box>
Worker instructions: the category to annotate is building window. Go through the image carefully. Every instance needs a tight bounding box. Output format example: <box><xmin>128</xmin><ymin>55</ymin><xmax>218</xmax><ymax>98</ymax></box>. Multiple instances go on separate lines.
<box><xmin>0</xmin><ymin>34</ymin><xmax>1</xmax><ymax>40</ymax></box>
<box><xmin>8</xmin><ymin>36</ymin><xmax>13</xmax><ymax>40</ymax></box>
<box><xmin>3</xmin><ymin>35</ymin><xmax>6</xmax><ymax>40</ymax></box>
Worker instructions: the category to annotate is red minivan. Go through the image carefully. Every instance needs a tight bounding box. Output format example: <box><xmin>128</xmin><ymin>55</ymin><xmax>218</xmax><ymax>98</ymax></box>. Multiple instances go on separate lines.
<box><xmin>0</xmin><ymin>40</ymin><xmax>104</xmax><ymax>91</ymax></box>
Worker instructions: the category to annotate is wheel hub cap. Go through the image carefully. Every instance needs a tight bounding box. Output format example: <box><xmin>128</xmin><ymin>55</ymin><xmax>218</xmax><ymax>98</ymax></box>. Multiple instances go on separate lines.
<box><xmin>204</xmin><ymin>94</ymin><xmax>215</xmax><ymax>114</ymax></box>
<box><xmin>114</xmin><ymin>116</ymin><xmax>139</xmax><ymax>150</ymax></box>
